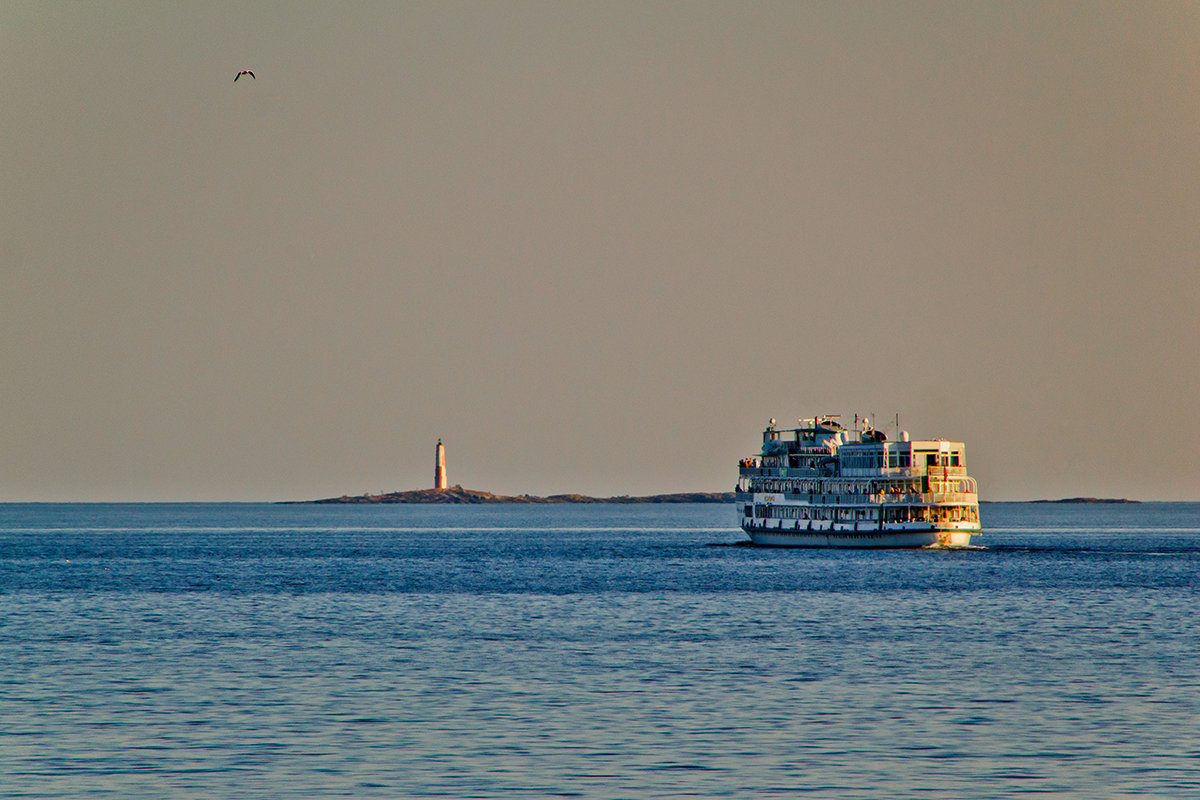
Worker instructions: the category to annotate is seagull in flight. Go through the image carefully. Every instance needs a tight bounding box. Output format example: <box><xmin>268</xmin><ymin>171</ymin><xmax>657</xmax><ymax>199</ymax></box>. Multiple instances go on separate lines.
<box><xmin>234</xmin><ymin>70</ymin><xmax>255</xmax><ymax>82</ymax></box>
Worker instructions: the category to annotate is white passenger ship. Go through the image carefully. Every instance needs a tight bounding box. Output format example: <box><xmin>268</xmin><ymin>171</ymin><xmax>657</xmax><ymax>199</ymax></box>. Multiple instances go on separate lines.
<box><xmin>737</xmin><ymin>416</ymin><xmax>981</xmax><ymax>547</ymax></box>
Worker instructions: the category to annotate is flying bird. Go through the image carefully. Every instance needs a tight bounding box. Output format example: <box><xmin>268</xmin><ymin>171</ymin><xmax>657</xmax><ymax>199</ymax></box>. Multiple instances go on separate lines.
<box><xmin>234</xmin><ymin>70</ymin><xmax>255</xmax><ymax>82</ymax></box>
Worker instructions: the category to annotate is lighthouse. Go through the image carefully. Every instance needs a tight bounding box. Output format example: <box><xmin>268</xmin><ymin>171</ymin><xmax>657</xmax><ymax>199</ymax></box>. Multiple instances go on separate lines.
<box><xmin>434</xmin><ymin>439</ymin><xmax>447</xmax><ymax>490</ymax></box>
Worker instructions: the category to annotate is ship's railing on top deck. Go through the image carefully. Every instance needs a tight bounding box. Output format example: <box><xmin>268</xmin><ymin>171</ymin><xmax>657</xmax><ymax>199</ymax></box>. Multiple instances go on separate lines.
<box><xmin>749</xmin><ymin>490</ymin><xmax>980</xmax><ymax>506</ymax></box>
<box><xmin>741</xmin><ymin>465</ymin><xmax>969</xmax><ymax>479</ymax></box>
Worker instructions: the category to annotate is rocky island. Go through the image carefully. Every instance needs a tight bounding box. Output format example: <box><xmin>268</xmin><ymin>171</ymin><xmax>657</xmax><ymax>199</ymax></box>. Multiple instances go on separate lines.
<box><xmin>300</xmin><ymin>487</ymin><xmax>736</xmax><ymax>504</ymax></box>
<box><xmin>293</xmin><ymin>442</ymin><xmax>734</xmax><ymax>504</ymax></box>
<box><xmin>1031</xmin><ymin>497</ymin><xmax>1140</xmax><ymax>504</ymax></box>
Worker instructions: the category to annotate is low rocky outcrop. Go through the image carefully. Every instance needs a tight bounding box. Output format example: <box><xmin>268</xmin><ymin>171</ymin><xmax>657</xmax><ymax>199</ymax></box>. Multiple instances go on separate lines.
<box><xmin>1031</xmin><ymin>497</ymin><xmax>1140</xmax><ymax>504</ymax></box>
<box><xmin>300</xmin><ymin>487</ymin><xmax>735</xmax><ymax>504</ymax></box>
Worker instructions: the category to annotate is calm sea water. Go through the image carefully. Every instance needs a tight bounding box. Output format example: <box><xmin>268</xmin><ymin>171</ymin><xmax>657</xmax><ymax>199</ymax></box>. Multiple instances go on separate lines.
<box><xmin>2</xmin><ymin>502</ymin><xmax>1198</xmax><ymax>799</ymax></box>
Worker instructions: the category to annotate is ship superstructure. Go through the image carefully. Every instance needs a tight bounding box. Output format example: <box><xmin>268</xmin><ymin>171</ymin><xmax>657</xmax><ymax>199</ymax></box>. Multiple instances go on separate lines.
<box><xmin>737</xmin><ymin>416</ymin><xmax>981</xmax><ymax>547</ymax></box>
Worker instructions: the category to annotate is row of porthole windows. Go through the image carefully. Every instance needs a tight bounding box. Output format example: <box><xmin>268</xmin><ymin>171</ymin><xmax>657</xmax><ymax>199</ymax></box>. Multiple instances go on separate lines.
<box><xmin>750</xmin><ymin>505</ymin><xmax>874</xmax><ymax>522</ymax></box>
<box><xmin>747</xmin><ymin>504</ymin><xmax>979</xmax><ymax>524</ymax></box>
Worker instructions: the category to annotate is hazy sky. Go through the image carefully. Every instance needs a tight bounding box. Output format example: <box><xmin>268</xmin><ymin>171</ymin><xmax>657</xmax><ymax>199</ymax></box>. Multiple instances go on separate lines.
<box><xmin>3</xmin><ymin>1</ymin><xmax>1198</xmax><ymax>501</ymax></box>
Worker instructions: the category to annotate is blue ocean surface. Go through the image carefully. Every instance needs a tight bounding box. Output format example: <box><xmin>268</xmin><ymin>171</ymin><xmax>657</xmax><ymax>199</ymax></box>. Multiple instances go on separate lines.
<box><xmin>1</xmin><ymin>502</ymin><xmax>1198</xmax><ymax>798</ymax></box>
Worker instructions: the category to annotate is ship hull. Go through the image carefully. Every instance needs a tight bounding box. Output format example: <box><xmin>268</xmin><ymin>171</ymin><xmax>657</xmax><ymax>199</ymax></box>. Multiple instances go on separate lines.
<box><xmin>743</xmin><ymin>523</ymin><xmax>977</xmax><ymax>548</ymax></box>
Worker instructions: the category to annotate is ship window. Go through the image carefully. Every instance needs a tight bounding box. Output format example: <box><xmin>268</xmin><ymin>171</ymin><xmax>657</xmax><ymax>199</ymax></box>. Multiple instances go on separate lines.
<box><xmin>950</xmin><ymin>452</ymin><xmax>960</xmax><ymax>466</ymax></box>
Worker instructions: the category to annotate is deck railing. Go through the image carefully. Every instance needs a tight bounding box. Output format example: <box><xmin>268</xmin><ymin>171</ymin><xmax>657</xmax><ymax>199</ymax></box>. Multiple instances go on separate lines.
<box><xmin>746</xmin><ymin>491</ymin><xmax>978</xmax><ymax>506</ymax></box>
<box><xmin>740</xmin><ymin>465</ymin><xmax>968</xmax><ymax>479</ymax></box>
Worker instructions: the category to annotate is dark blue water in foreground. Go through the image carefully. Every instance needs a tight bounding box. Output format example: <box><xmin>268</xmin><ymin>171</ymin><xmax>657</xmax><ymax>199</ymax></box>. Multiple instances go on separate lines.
<box><xmin>2</xmin><ymin>503</ymin><xmax>1198</xmax><ymax>798</ymax></box>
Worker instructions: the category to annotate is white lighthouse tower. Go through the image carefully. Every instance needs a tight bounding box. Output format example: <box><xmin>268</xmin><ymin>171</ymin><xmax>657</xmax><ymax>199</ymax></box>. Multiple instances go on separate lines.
<box><xmin>434</xmin><ymin>439</ymin><xmax>447</xmax><ymax>490</ymax></box>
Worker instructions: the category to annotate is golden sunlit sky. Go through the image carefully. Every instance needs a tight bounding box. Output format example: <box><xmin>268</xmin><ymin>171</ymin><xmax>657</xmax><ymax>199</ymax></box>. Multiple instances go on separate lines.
<box><xmin>3</xmin><ymin>1</ymin><xmax>1198</xmax><ymax>501</ymax></box>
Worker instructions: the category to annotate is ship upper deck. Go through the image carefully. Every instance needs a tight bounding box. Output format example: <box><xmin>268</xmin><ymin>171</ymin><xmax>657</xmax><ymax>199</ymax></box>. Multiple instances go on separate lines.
<box><xmin>748</xmin><ymin>417</ymin><xmax>970</xmax><ymax>479</ymax></box>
